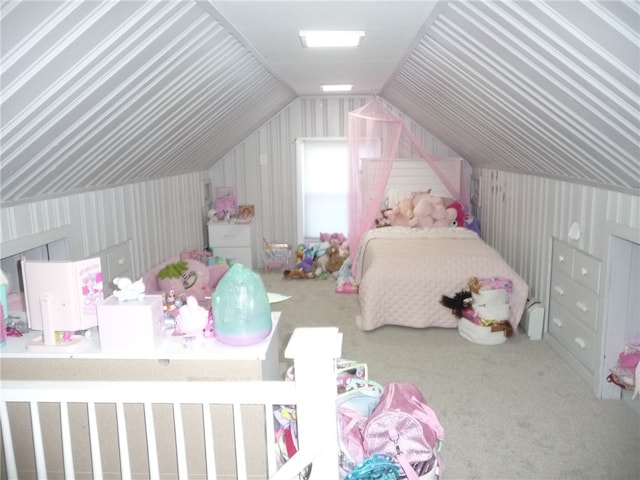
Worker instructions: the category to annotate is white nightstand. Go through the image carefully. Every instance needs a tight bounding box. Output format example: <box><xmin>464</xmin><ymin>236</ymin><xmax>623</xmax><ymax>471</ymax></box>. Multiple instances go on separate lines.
<box><xmin>208</xmin><ymin>222</ymin><xmax>253</xmax><ymax>268</ymax></box>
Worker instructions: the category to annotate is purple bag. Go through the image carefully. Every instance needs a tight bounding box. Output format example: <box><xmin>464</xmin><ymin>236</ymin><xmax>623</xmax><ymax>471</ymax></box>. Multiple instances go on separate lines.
<box><xmin>363</xmin><ymin>382</ymin><xmax>444</xmax><ymax>479</ymax></box>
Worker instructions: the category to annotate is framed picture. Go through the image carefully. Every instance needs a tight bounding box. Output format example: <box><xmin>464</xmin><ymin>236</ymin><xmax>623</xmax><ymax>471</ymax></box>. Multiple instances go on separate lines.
<box><xmin>238</xmin><ymin>204</ymin><xmax>255</xmax><ymax>223</ymax></box>
<box><xmin>215</xmin><ymin>186</ymin><xmax>237</xmax><ymax>219</ymax></box>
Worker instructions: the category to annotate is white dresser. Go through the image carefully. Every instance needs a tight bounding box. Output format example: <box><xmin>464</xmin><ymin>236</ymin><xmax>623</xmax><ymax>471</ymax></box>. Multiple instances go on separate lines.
<box><xmin>208</xmin><ymin>222</ymin><xmax>253</xmax><ymax>268</ymax></box>
<box><xmin>547</xmin><ymin>238</ymin><xmax>602</xmax><ymax>386</ymax></box>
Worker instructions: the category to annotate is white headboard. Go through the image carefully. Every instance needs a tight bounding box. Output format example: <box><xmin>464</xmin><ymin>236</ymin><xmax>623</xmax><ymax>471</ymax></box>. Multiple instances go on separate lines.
<box><xmin>385</xmin><ymin>158</ymin><xmax>461</xmax><ymax>207</ymax></box>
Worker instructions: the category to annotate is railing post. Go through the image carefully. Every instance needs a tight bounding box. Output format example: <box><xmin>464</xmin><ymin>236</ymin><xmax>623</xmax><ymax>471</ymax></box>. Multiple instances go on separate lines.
<box><xmin>284</xmin><ymin>327</ymin><xmax>342</xmax><ymax>480</ymax></box>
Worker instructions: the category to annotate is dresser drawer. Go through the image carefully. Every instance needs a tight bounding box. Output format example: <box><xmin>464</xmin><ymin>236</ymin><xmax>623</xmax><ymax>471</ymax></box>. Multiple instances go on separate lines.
<box><xmin>551</xmin><ymin>240</ymin><xmax>574</xmax><ymax>277</ymax></box>
<box><xmin>208</xmin><ymin>223</ymin><xmax>251</xmax><ymax>248</ymax></box>
<box><xmin>550</xmin><ymin>269</ymin><xmax>598</xmax><ymax>331</ymax></box>
<box><xmin>548</xmin><ymin>300</ymin><xmax>597</xmax><ymax>371</ymax></box>
<box><xmin>106</xmin><ymin>241</ymin><xmax>133</xmax><ymax>279</ymax></box>
<box><xmin>214</xmin><ymin>246</ymin><xmax>252</xmax><ymax>269</ymax></box>
<box><xmin>572</xmin><ymin>250</ymin><xmax>601</xmax><ymax>293</ymax></box>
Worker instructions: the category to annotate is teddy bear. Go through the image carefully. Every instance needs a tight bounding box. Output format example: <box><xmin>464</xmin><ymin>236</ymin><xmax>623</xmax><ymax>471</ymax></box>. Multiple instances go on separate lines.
<box><xmin>410</xmin><ymin>197</ymin><xmax>434</xmax><ymax>228</ymax></box>
<box><xmin>388</xmin><ymin>196</ymin><xmax>414</xmax><ymax>226</ymax></box>
<box><xmin>325</xmin><ymin>243</ymin><xmax>345</xmax><ymax>273</ymax></box>
<box><xmin>314</xmin><ymin>242</ymin><xmax>342</xmax><ymax>278</ymax></box>
<box><xmin>409</xmin><ymin>192</ymin><xmax>447</xmax><ymax>228</ymax></box>
<box><xmin>408</xmin><ymin>192</ymin><xmax>434</xmax><ymax>227</ymax></box>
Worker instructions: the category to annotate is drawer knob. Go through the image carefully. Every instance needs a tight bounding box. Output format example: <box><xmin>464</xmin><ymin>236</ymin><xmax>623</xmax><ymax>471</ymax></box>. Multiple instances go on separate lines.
<box><xmin>576</xmin><ymin>302</ymin><xmax>588</xmax><ymax>313</ymax></box>
<box><xmin>554</xmin><ymin>286</ymin><xmax>564</xmax><ymax>296</ymax></box>
<box><xmin>552</xmin><ymin>317</ymin><xmax>562</xmax><ymax>327</ymax></box>
<box><xmin>118</xmin><ymin>257</ymin><xmax>125</xmax><ymax>265</ymax></box>
<box><xmin>580</xmin><ymin>267</ymin><xmax>588</xmax><ymax>276</ymax></box>
<box><xmin>574</xmin><ymin>337</ymin><xmax>586</xmax><ymax>349</ymax></box>
<box><xmin>558</xmin><ymin>255</ymin><xmax>565</xmax><ymax>263</ymax></box>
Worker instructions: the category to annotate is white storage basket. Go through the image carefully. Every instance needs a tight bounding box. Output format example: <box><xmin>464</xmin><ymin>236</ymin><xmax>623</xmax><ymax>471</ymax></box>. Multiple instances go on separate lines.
<box><xmin>458</xmin><ymin>318</ymin><xmax>507</xmax><ymax>346</ymax></box>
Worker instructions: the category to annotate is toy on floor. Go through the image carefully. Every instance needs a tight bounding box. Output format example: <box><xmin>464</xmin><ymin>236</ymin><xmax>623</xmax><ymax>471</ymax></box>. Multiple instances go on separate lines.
<box><xmin>283</xmin><ymin>268</ymin><xmax>314</xmax><ymax>279</ymax></box>
<box><xmin>295</xmin><ymin>244</ymin><xmax>315</xmax><ymax>274</ymax></box>
<box><xmin>335</xmin><ymin>258</ymin><xmax>358</xmax><ymax>294</ymax></box>
<box><xmin>335</xmin><ymin>279</ymin><xmax>358</xmax><ymax>294</ymax></box>
<box><xmin>607</xmin><ymin>336</ymin><xmax>640</xmax><ymax>398</ymax></box>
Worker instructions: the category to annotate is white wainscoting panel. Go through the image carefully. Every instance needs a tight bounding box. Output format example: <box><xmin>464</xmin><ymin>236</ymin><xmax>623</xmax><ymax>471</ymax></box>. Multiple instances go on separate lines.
<box><xmin>0</xmin><ymin>172</ymin><xmax>207</xmax><ymax>281</ymax></box>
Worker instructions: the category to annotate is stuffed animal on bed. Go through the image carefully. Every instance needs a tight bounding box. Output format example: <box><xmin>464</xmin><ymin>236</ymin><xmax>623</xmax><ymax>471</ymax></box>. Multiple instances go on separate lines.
<box><xmin>388</xmin><ymin>196</ymin><xmax>414</xmax><ymax>226</ymax></box>
<box><xmin>409</xmin><ymin>192</ymin><xmax>456</xmax><ymax>228</ymax></box>
<box><xmin>375</xmin><ymin>208</ymin><xmax>393</xmax><ymax>227</ymax></box>
<box><xmin>409</xmin><ymin>192</ymin><xmax>437</xmax><ymax>228</ymax></box>
<box><xmin>446</xmin><ymin>201</ymin><xmax>465</xmax><ymax>227</ymax></box>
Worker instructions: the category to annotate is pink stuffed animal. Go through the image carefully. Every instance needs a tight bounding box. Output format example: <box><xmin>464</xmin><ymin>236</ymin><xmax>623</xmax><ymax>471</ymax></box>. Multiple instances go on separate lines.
<box><xmin>446</xmin><ymin>201</ymin><xmax>465</xmax><ymax>227</ymax></box>
<box><xmin>388</xmin><ymin>196</ymin><xmax>414</xmax><ymax>226</ymax></box>
<box><xmin>320</xmin><ymin>232</ymin><xmax>347</xmax><ymax>244</ymax></box>
<box><xmin>409</xmin><ymin>192</ymin><xmax>449</xmax><ymax>228</ymax></box>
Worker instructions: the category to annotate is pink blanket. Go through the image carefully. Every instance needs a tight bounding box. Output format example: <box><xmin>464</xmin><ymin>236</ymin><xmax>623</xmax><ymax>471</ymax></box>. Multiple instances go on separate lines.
<box><xmin>355</xmin><ymin>227</ymin><xmax>528</xmax><ymax>332</ymax></box>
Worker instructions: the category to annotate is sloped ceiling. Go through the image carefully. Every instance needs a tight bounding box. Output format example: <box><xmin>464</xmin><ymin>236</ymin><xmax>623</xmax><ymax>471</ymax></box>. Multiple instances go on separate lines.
<box><xmin>381</xmin><ymin>1</ymin><xmax>639</xmax><ymax>193</ymax></box>
<box><xmin>0</xmin><ymin>0</ymin><xmax>296</xmax><ymax>206</ymax></box>
<box><xmin>1</xmin><ymin>1</ymin><xmax>638</xmax><ymax>207</ymax></box>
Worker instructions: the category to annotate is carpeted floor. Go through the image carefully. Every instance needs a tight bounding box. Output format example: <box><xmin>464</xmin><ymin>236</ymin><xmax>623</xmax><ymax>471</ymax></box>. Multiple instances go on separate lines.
<box><xmin>260</xmin><ymin>272</ymin><xmax>640</xmax><ymax>480</ymax></box>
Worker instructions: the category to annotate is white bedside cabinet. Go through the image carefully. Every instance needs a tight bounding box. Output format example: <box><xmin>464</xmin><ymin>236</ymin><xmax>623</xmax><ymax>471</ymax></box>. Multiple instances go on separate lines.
<box><xmin>547</xmin><ymin>237</ymin><xmax>602</xmax><ymax>391</ymax></box>
<box><xmin>208</xmin><ymin>222</ymin><xmax>253</xmax><ymax>268</ymax></box>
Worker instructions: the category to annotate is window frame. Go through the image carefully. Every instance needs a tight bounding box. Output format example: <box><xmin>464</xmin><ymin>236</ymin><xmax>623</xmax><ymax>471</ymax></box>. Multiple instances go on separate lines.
<box><xmin>295</xmin><ymin>137</ymin><xmax>349</xmax><ymax>244</ymax></box>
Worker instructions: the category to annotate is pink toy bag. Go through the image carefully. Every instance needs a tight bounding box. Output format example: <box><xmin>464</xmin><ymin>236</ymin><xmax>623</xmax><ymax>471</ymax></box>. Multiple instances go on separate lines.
<box><xmin>363</xmin><ymin>382</ymin><xmax>444</xmax><ymax>479</ymax></box>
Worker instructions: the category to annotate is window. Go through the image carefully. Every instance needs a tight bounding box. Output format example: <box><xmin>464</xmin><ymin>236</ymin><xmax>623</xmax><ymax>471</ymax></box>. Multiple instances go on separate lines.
<box><xmin>296</xmin><ymin>138</ymin><xmax>349</xmax><ymax>243</ymax></box>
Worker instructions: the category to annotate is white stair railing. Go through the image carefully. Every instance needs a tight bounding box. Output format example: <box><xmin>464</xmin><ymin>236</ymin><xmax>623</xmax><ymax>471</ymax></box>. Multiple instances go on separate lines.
<box><xmin>0</xmin><ymin>327</ymin><xmax>342</xmax><ymax>480</ymax></box>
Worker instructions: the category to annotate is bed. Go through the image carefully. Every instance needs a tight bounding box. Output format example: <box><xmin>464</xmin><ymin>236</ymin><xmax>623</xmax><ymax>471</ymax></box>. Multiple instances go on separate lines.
<box><xmin>354</xmin><ymin>226</ymin><xmax>529</xmax><ymax>332</ymax></box>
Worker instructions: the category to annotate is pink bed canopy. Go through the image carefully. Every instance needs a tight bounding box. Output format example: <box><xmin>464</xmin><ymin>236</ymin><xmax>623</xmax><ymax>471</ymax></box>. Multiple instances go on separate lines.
<box><xmin>347</xmin><ymin>97</ymin><xmax>470</xmax><ymax>267</ymax></box>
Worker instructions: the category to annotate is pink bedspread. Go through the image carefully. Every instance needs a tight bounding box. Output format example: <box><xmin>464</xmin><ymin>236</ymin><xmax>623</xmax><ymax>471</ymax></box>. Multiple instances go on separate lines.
<box><xmin>355</xmin><ymin>227</ymin><xmax>528</xmax><ymax>332</ymax></box>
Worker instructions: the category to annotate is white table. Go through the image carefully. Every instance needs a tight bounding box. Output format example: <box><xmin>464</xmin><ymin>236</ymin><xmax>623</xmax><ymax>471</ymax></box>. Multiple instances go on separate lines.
<box><xmin>0</xmin><ymin>312</ymin><xmax>281</xmax><ymax>381</ymax></box>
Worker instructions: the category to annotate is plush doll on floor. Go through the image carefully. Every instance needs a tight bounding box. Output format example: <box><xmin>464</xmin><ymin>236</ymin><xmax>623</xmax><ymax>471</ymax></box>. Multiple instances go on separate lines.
<box><xmin>335</xmin><ymin>258</ymin><xmax>358</xmax><ymax>294</ymax></box>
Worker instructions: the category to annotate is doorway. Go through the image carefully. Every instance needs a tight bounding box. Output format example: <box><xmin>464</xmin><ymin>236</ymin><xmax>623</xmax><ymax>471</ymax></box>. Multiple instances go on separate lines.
<box><xmin>599</xmin><ymin>224</ymin><xmax>640</xmax><ymax>414</ymax></box>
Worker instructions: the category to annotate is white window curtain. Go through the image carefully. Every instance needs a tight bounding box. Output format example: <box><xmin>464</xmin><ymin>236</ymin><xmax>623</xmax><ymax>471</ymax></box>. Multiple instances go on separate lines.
<box><xmin>296</xmin><ymin>138</ymin><xmax>349</xmax><ymax>243</ymax></box>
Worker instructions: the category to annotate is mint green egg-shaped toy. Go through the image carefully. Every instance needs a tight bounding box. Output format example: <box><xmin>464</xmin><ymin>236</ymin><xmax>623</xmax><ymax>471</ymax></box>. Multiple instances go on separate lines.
<box><xmin>212</xmin><ymin>264</ymin><xmax>272</xmax><ymax>345</ymax></box>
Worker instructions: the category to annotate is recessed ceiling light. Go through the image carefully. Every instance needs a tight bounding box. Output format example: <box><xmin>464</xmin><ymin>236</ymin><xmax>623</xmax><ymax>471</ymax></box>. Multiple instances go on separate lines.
<box><xmin>300</xmin><ymin>30</ymin><xmax>365</xmax><ymax>48</ymax></box>
<box><xmin>321</xmin><ymin>84</ymin><xmax>353</xmax><ymax>92</ymax></box>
